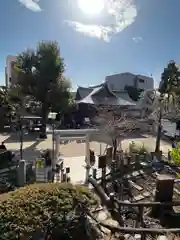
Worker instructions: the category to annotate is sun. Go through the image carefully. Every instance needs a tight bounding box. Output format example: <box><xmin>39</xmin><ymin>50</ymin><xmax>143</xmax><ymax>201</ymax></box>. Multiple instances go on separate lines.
<box><xmin>78</xmin><ymin>0</ymin><xmax>104</xmax><ymax>15</ymax></box>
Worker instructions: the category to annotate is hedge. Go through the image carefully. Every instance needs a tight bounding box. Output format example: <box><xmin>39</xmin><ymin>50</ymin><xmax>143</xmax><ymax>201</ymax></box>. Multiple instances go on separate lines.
<box><xmin>0</xmin><ymin>182</ymin><xmax>99</xmax><ymax>239</ymax></box>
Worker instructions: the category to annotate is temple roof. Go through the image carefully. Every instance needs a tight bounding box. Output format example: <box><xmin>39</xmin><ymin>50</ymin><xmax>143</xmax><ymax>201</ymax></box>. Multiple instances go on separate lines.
<box><xmin>110</xmin><ymin>90</ymin><xmax>136</xmax><ymax>104</ymax></box>
<box><xmin>76</xmin><ymin>83</ymin><xmax>136</xmax><ymax>106</ymax></box>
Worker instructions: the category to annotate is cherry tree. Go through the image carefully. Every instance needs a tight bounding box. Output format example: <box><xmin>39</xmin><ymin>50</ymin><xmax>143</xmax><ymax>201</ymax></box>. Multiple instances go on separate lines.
<box><xmin>93</xmin><ymin>105</ymin><xmax>142</xmax><ymax>159</ymax></box>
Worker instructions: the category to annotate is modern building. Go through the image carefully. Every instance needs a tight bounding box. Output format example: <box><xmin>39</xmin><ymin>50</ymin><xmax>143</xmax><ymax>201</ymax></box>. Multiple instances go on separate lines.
<box><xmin>74</xmin><ymin>72</ymin><xmax>154</xmax><ymax>125</ymax></box>
<box><xmin>76</xmin><ymin>72</ymin><xmax>154</xmax><ymax>106</ymax></box>
<box><xmin>105</xmin><ymin>72</ymin><xmax>154</xmax><ymax>92</ymax></box>
<box><xmin>5</xmin><ymin>56</ymin><xmax>18</xmax><ymax>87</ymax></box>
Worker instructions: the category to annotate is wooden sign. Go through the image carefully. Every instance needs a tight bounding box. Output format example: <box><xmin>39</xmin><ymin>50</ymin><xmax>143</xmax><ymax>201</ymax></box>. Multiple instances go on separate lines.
<box><xmin>98</xmin><ymin>155</ymin><xmax>106</xmax><ymax>168</ymax></box>
<box><xmin>35</xmin><ymin>158</ymin><xmax>45</xmax><ymax>168</ymax></box>
<box><xmin>35</xmin><ymin>158</ymin><xmax>47</xmax><ymax>182</ymax></box>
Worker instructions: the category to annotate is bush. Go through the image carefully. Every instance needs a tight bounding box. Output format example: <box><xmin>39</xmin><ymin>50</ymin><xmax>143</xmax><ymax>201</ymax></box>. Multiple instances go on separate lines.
<box><xmin>0</xmin><ymin>169</ymin><xmax>17</xmax><ymax>194</ymax></box>
<box><xmin>170</xmin><ymin>148</ymin><xmax>180</xmax><ymax>164</ymax></box>
<box><xmin>129</xmin><ymin>141</ymin><xmax>148</xmax><ymax>154</ymax></box>
<box><xmin>0</xmin><ymin>182</ymin><xmax>99</xmax><ymax>239</ymax></box>
<box><xmin>170</xmin><ymin>142</ymin><xmax>180</xmax><ymax>164</ymax></box>
<box><xmin>0</xmin><ymin>151</ymin><xmax>14</xmax><ymax>169</ymax></box>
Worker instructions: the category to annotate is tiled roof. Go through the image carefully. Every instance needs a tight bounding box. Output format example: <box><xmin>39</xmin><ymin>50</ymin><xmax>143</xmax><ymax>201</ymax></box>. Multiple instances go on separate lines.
<box><xmin>76</xmin><ymin>86</ymin><xmax>102</xmax><ymax>104</ymax></box>
<box><xmin>76</xmin><ymin>84</ymin><xmax>104</xmax><ymax>101</ymax></box>
<box><xmin>75</xmin><ymin>87</ymin><xmax>94</xmax><ymax>100</ymax></box>
<box><xmin>76</xmin><ymin>85</ymin><xmax>136</xmax><ymax>106</ymax></box>
<box><xmin>111</xmin><ymin>90</ymin><xmax>136</xmax><ymax>105</ymax></box>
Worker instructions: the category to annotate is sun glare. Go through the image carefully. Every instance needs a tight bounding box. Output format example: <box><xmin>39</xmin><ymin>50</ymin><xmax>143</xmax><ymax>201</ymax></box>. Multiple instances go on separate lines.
<box><xmin>78</xmin><ymin>0</ymin><xmax>104</xmax><ymax>15</ymax></box>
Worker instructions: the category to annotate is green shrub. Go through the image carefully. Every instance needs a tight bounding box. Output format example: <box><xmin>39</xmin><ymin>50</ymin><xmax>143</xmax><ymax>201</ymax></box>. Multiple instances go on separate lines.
<box><xmin>0</xmin><ymin>169</ymin><xmax>17</xmax><ymax>194</ymax></box>
<box><xmin>129</xmin><ymin>141</ymin><xmax>148</xmax><ymax>154</ymax></box>
<box><xmin>170</xmin><ymin>142</ymin><xmax>180</xmax><ymax>164</ymax></box>
<box><xmin>0</xmin><ymin>182</ymin><xmax>99</xmax><ymax>239</ymax></box>
<box><xmin>0</xmin><ymin>151</ymin><xmax>14</xmax><ymax>169</ymax></box>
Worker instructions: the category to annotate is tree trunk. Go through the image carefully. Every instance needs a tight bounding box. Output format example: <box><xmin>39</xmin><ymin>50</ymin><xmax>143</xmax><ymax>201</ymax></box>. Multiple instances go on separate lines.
<box><xmin>113</xmin><ymin>139</ymin><xmax>117</xmax><ymax>160</ymax></box>
<box><xmin>155</xmin><ymin>104</ymin><xmax>162</xmax><ymax>152</ymax></box>
<box><xmin>19</xmin><ymin>121</ymin><xmax>23</xmax><ymax>160</ymax></box>
<box><xmin>40</xmin><ymin>104</ymin><xmax>48</xmax><ymax>138</ymax></box>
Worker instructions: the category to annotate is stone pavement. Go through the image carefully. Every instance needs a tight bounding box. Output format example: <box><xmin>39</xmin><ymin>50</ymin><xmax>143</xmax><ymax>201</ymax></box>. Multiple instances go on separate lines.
<box><xmin>0</xmin><ymin>133</ymin><xmax>108</xmax><ymax>162</ymax></box>
<box><xmin>59</xmin><ymin>155</ymin><xmax>110</xmax><ymax>184</ymax></box>
<box><xmin>0</xmin><ymin>133</ymin><xmax>173</xmax><ymax>183</ymax></box>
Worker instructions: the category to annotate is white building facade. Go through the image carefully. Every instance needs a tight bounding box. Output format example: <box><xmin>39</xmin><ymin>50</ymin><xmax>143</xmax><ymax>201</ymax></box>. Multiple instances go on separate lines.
<box><xmin>5</xmin><ymin>56</ymin><xmax>17</xmax><ymax>87</ymax></box>
<box><xmin>105</xmin><ymin>72</ymin><xmax>154</xmax><ymax>92</ymax></box>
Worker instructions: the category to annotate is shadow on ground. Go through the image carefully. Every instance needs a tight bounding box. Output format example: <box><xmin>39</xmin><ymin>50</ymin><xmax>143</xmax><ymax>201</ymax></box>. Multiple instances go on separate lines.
<box><xmin>14</xmin><ymin>139</ymin><xmax>44</xmax><ymax>162</ymax></box>
<box><xmin>89</xmin><ymin>131</ymin><xmax>149</xmax><ymax>146</ymax></box>
<box><xmin>3</xmin><ymin>132</ymin><xmax>40</xmax><ymax>143</ymax></box>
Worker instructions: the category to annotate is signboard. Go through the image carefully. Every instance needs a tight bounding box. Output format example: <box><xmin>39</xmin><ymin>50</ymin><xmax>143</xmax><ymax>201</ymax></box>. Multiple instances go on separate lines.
<box><xmin>98</xmin><ymin>155</ymin><xmax>106</xmax><ymax>169</ymax></box>
<box><xmin>36</xmin><ymin>158</ymin><xmax>45</xmax><ymax>168</ymax></box>
<box><xmin>35</xmin><ymin>158</ymin><xmax>47</xmax><ymax>182</ymax></box>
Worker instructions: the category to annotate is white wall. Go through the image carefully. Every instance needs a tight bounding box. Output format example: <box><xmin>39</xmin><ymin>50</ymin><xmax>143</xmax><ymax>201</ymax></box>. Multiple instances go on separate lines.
<box><xmin>6</xmin><ymin>56</ymin><xmax>17</xmax><ymax>87</ymax></box>
<box><xmin>105</xmin><ymin>72</ymin><xmax>154</xmax><ymax>91</ymax></box>
<box><xmin>6</xmin><ymin>56</ymin><xmax>16</xmax><ymax>78</ymax></box>
<box><xmin>105</xmin><ymin>72</ymin><xmax>135</xmax><ymax>91</ymax></box>
<box><xmin>136</xmin><ymin>75</ymin><xmax>154</xmax><ymax>90</ymax></box>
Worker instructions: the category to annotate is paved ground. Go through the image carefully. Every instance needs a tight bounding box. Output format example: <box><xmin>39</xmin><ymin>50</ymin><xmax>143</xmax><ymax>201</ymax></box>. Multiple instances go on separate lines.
<box><xmin>0</xmin><ymin>132</ymin><xmax>171</xmax><ymax>157</ymax></box>
<box><xmin>0</xmin><ymin>132</ymin><xmax>172</xmax><ymax>183</ymax></box>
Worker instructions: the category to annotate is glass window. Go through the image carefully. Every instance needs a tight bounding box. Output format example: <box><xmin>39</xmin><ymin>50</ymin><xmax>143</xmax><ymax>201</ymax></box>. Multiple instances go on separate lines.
<box><xmin>139</xmin><ymin>79</ymin><xmax>145</xmax><ymax>83</ymax></box>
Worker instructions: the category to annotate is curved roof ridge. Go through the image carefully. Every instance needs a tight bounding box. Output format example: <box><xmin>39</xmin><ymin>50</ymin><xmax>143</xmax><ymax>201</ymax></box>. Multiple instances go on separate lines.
<box><xmin>77</xmin><ymin>86</ymin><xmax>92</xmax><ymax>90</ymax></box>
<box><xmin>105</xmin><ymin>80</ymin><xmax>118</xmax><ymax>97</ymax></box>
<box><xmin>77</xmin><ymin>83</ymin><xmax>104</xmax><ymax>90</ymax></box>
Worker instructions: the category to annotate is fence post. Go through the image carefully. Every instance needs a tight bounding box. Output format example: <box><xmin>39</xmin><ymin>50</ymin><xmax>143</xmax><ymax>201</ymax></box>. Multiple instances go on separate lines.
<box><xmin>18</xmin><ymin>160</ymin><xmax>26</xmax><ymax>187</ymax></box>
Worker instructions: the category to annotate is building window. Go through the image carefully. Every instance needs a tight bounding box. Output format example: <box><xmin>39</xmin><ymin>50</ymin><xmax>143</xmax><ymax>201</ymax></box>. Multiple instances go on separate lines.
<box><xmin>139</xmin><ymin>79</ymin><xmax>145</xmax><ymax>83</ymax></box>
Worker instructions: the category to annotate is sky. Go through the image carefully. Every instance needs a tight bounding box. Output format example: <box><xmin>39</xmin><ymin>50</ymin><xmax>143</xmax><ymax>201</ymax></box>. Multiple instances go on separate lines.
<box><xmin>1</xmin><ymin>0</ymin><xmax>180</xmax><ymax>90</ymax></box>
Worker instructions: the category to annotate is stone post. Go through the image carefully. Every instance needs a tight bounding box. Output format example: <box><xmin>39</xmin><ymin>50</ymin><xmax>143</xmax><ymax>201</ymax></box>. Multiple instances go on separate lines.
<box><xmin>85</xmin><ymin>134</ymin><xmax>90</xmax><ymax>184</ymax></box>
<box><xmin>18</xmin><ymin>160</ymin><xmax>26</xmax><ymax>187</ymax></box>
<box><xmin>152</xmin><ymin>121</ymin><xmax>158</xmax><ymax>134</ymax></box>
<box><xmin>168</xmin><ymin>151</ymin><xmax>171</xmax><ymax>161</ymax></box>
<box><xmin>54</xmin><ymin>134</ymin><xmax>60</xmax><ymax>169</ymax></box>
<box><xmin>152</xmin><ymin>174</ymin><xmax>174</xmax><ymax>217</ymax></box>
<box><xmin>106</xmin><ymin>147</ymin><xmax>113</xmax><ymax>165</ymax></box>
<box><xmin>92</xmin><ymin>168</ymin><xmax>97</xmax><ymax>179</ymax></box>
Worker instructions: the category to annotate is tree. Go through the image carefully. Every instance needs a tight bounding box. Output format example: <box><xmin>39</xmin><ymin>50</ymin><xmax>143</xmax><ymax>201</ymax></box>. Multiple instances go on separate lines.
<box><xmin>50</xmin><ymin>76</ymin><xmax>74</xmax><ymax>114</ymax></box>
<box><xmin>154</xmin><ymin>61</ymin><xmax>180</xmax><ymax>152</ymax></box>
<box><xmin>138</xmin><ymin>61</ymin><xmax>180</xmax><ymax>152</ymax></box>
<box><xmin>138</xmin><ymin>88</ymin><xmax>179</xmax><ymax>152</ymax></box>
<box><xmin>159</xmin><ymin>60</ymin><xmax>180</xmax><ymax>100</ymax></box>
<box><xmin>15</xmin><ymin>41</ymin><xmax>72</xmax><ymax>136</ymax></box>
<box><xmin>94</xmin><ymin>106</ymin><xmax>139</xmax><ymax>159</ymax></box>
<box><xmin>124</xmin><ymin>85</ymin><xmax>143</xmax><ymax>101</ymax></box>
<box><xmin>0</xmin><ymin>86</ymin><xmax>10</xmax><ymax>129</ymax></box>
<box><xmin>0</xmin><ymin>86</ymin><xmax>21</xmax><ymax>129</ymax></box>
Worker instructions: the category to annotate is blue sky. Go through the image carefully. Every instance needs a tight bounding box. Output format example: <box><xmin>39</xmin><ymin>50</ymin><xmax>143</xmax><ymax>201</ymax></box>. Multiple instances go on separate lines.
<box><xmin>1</xmin><ymin>0</ymin><xmax>180</xmax><ymax>90</ymax></box>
